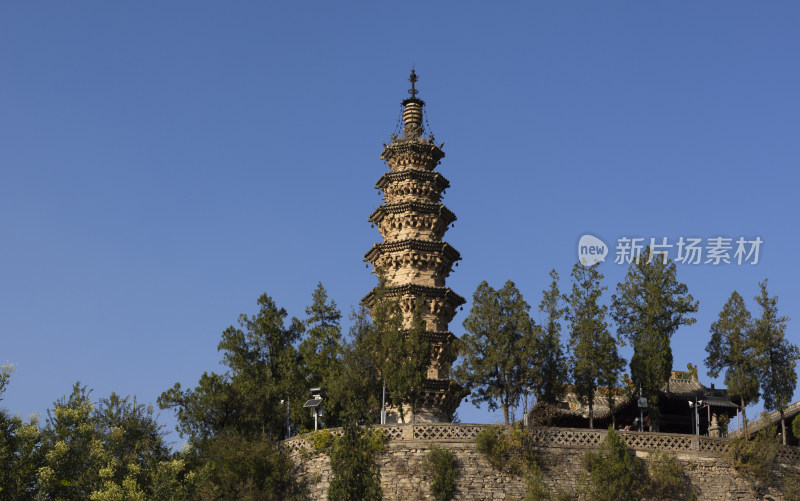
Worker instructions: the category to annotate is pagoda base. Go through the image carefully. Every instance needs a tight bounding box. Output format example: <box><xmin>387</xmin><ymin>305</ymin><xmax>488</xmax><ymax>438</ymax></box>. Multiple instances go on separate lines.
<box><xmin>382</xmin><ymin>379</ymin><xmax>465</xmax><ymax>424</ymax></box>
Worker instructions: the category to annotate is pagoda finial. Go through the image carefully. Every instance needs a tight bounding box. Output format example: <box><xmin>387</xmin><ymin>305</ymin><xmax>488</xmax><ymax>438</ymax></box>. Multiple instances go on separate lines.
<box><xmin>408</xmin><ymin>69</ymin><xmax>418</xmax><ymax>99</ymax></box>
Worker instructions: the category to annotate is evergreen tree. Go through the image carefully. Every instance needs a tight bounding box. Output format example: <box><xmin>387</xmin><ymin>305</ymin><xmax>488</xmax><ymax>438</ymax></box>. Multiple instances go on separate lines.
<box><xmin>331</xmin><ymin>306</ymin><xmax>382</xmax><ymax>424</ymax></box>
<box><xmin>531</xmin><ymin>270</ymin><xmax>569</xmax><ymax>405</ymax></box>
<box><xmin>752</xmin><ymin>279</ymin><xmax>800</xmax><ymax>445</ymax></box>
<box><xmin>704</xmin><ymin>291</ymin><xmax>759</xmax><ymax>436</ymax></box>
<box><xmin>566</xmin><ymin>263</ymin><xmax>623</xmax><ymax>429</ymax></box>
<box><xmin>456</xmin><ymin>280</ymin><xmax>536</xmax><ymax>425</ymax></box>
<box><xmin>365</xmin><ymin>278</ymin><xmax>431</xmax><ymax>423</ymax></box>
<box><xmin>299</xmin><ymin>283</ymin><xmax>345</xmax><ymax>427</ymax></box>
<box><xmin>0</xmin><ymin>364</ymin><xmax>42</xmax><ymax>501</ymax></box>
<box><xmin>159</xmin><ymin>293</ymin><xmax>304</xmax><ymax>442</ymax></box>
<box><xmin>158</xmin><ymin>292</ymin><xmax>307</xmax><ymax>497</ymax></box>
<box><xmin>611</xmin><ymin>250</ymin><xmax>698</xmax><ymax>431</ymax></box>
<box><xmin>37</xmin><ymin>383</ymin><xmax>104</xmax><ymax>499</ymax></box>
<box><xmin>327</xmin><ymin>422</ymin><xmax>382</xmax><ymax>501</ymax></box>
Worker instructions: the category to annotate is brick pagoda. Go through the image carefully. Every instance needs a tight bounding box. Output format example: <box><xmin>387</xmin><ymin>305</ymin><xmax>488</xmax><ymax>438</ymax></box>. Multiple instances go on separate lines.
<box><xmin>364</xmin><ymin>71</ymin><xmax>465</xmax><ymax>423</ymax></box>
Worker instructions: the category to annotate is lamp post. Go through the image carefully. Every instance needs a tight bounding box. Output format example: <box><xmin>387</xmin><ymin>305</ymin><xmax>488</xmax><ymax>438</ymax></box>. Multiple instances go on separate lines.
<box><xmin>280</xmin><ymin>398</ymin><xmax>290</xmax><ymax>439</ymax></box>
<box><xmin>303</xmin><ymin>387</ymin><xmax>324</xmax><ymax>431</ymax></box>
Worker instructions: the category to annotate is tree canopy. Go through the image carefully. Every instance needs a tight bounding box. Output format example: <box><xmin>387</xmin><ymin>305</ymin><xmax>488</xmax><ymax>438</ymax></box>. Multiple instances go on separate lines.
<box><xmin>611</xmin><ymin>251</ymin><xmax>697</xmax><ymax>430</ymax></box>
<box><xmin>455</xmin><ymin>280</ymin><xmax>536</xmax><ymax>425</ymax></box>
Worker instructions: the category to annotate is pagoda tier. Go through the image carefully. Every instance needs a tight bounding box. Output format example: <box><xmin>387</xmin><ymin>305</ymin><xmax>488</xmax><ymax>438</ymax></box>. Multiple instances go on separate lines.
<box><xmin>362</xmin><ymin>284</ymin><xmax>465</xmax><ymax>333</ymax></box>
<box><xmin>363</xmin><ymin>239</ymin><xmax>461</xmax><ymax>288</ymax></box>
<box><xmin>376</xmin><ymin>170</ymin><xmax>450</xmax><ymax>204</ymax></box>
<box><xmin>365</xmin><ymin>70</ymin><xmax>464</xmax><ymax>423</ymax></box>
<box><xmin>369</xmin><ymin>202</ymin><xmax>456</xmax><ymax>241</ymax></box>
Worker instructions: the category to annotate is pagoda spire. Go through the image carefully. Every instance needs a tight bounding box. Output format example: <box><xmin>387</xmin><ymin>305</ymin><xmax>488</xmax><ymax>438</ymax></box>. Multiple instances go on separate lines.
<box><xmin>363</xmin><ymin>71</ymin><xmax>465</xmax><ymax>423</ymax></box>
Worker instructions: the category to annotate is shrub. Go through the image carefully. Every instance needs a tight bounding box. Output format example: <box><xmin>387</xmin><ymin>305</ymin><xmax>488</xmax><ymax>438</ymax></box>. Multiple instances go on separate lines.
<box><xmin>306</xmin><ymin>428</ymin><xmax>335</xmax><ymax>454</ymax></box>
<box><xmin>474</xmin><ymin>424</ymin><xmax>538</xmax><ymax>475</ymax></box>
<box><xmin>727</xmin><ymin>425</ymin><xmax>779</xmax><ymax>495</ymax></box>
<box><xmin>327</xmin><ymin>423</ymin><xmax>382</xmax><ymax>501</ymax></box>
<box><xmin>647</xmin><ymin>450</ymin><xmax>685</xmax><ymax>500</ymax></box>
<box><xmin>426</xmin><ymin>444</ymin><xmax>457</xmax><ymax>501</ymax></box>
<box><xmin>581</xmin><ymin>427</ymin><xmax>644</xmax><ymax>501</ymax></box>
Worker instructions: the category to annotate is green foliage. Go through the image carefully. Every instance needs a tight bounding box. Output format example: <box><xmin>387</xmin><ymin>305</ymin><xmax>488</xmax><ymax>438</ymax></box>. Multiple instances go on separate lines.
<box><xmin>332</xmin><ymin>306</ymin><xmax>382</xmax><ymax>423</ymax></box>
<box><xmin>793</xmin><ymin>414</ymin><xmax>800</xmax><ymax>442</ymax></box>
<box><xmin>456</xmin><ymin>280</ymin><xmax>536</xmax><ymax>425</ymax></box>
<box><xmin>306</xmin><ymin>428</ymin><xmax>335</xmax><ymax>454</ymax></box>
<box><xmin>426</xmin><ymin>444</ymin><xmax>457</xmax><ymax>501</ymax></box>
<box><xmin>193</xmin><ymin>434</ymin><xmax>304</xmax><ymax>501</ymax></box>
<box><xmin>524</xmin><ymin>462</ymin><xmax>553</xmax><ymax>501</ymax></box>
<box><xmin>566</xmin><ymin>263</ymin><xmax>624</xmax><ymax>428</ymax></box>
<box><xmin>363</xmin><ymin>277</ymin><xmax>432</xmax><ymax>423</ymax></box>
<box><xmin>300</xmin><ymin>283</ymin><xmax>345</xmax><ymax>428</ymax></box>
<box><xmin>751</xmin><ymin>279</ymin><xmax>799</xmax><ymax>444</ymax></box>
<box><xmin>611</xmin><ymin>250</ymin><xmax>697</xmax><ymax>430</ymax></box>
<box><xmin>0</xmin><ymin>364</ymin><xmax>42</xmax><ymax>501</ymax></box>
<box><xmin>327</xmin><ymin>423</ymin><xmax>383</xmax><ymax>501</ymax></box>
<box><xmin>580</xmin><ymin>428</ymin><xmax>644</xmax><ymax>501</ymax></box>
<box><xmin>532</xmin><ymin>270</ymin><xmax>569</xmax><ymax>405</ymax></box>
<box><xmin>158</xmin><ymin>293</ymin><xmax>305</xmax><ymax>442</ymax></box>
<box><xmin>705</xmin><ymin>291</ymin><xmax>759</xmax><ymax>434</ymax></box>
<box><xmin>647</xmin><ymin>450</ymin><xmax>685</xmax><ymax>500</ymax></box>
<box><xmin>784</xmin><ymin>467</ymin><xmax>800</xmax><ymax>501</ymax></box>
<box><xmin>727</xmin><ymin>424</ymin><xmax>779</xmax><ymax>495</ymax></box>
<box><xmin>474</xmin><ymin>425</ymin><xmax>539</xmax><ymax>476</ymax></box>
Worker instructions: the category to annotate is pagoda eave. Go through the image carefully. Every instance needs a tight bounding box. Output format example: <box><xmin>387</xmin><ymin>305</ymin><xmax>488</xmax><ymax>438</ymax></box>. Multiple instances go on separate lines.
<box><xmin>361</xmin><ymin>284</ymin><xmax>466</xmax><ymax>309</ymax></box>
<box><xmin>363</xmin><ymin>239</ymin><xmax>461</xmax><ymax>263</ymax></box>
<box><xmin>375</xmin><ymin>170</ymin><xmax>450</xmax><ymax>193</ymax></box>
<box><xmin>368</xmin><ymin>202</ymin><xmax>456</xmax><ymax>225</ymax></box>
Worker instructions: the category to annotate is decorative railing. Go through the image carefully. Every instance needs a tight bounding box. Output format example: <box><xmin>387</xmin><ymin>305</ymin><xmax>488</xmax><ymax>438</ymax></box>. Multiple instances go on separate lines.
<box><xmin>729</xmin><ymin>400</ymin><xmax>800</xmax><ymax>438</ymax></box>
<box><xmin>282</xmin><ymin>423</ymin><xmax>800</xmax><ymax>461</ymax></box>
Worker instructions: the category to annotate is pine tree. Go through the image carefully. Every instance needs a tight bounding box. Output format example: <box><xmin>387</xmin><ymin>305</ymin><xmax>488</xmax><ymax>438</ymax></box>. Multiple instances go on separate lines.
<box><xmin>566</xmin><ymin>263</ymin><xmax>623</xmax><ymax>429</ymax></box>
<box><xmin>531</xmin><ymin>269</ymin><xmax>569</xmax><ymax>405</ymax></box>
<box><xmin>752</xmin><ymin>279</ymin><xmax>799</xmax><ymax>445</ymax></box>
<box><xmin>704</xmin><ymin>291</ymin><xmax>759</xmax><ymax>436</ymax></box>
<box><xmin>611</xmin><ymin>250</ymin><xmax>697</xmax><ymax>431</ymax></box>
<box><xmin>456</xmin><ymin>280</ymin><xmax>535</xmax><ymax>425</ymax></box>
<box><xmin>300</xmin><ymin>283</ymin><xmax>345</xmax><ymax>427</ymax></box>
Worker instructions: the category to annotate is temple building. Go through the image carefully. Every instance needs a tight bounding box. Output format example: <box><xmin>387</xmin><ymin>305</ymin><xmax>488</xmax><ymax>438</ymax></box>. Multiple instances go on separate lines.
<box><xmin>363</xmin><ymin>71</ymin><xmax>465</xmax><ymax>423</ymax></box>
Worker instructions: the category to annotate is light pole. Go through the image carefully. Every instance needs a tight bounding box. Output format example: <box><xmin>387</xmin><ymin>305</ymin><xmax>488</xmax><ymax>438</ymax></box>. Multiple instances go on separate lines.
<box><xmin>280</xmin><ymin>398</ymin><xmax>290</xmax><ymax>439</ymax></box>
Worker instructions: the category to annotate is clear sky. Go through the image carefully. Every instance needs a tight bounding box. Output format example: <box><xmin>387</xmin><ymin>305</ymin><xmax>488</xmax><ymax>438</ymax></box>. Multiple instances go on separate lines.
<box><xmin>2</xmin><ymin>2</ymin><xmax>799</xmax><ymax>440</ymax></box>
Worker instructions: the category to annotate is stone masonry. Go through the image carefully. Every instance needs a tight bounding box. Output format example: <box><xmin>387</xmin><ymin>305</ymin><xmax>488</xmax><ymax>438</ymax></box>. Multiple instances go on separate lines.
<box><xmin>286</xmin><ymin>424</ymin><xmax>800</xmax><ymax>500</ymax></box>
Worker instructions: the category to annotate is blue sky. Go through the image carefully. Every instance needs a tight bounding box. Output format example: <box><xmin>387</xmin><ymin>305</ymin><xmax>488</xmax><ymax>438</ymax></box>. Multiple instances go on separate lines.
<box><xmin>2</xmin><ymin>2</ymin><xmax>799</xmax><ymax>439</ymax></box>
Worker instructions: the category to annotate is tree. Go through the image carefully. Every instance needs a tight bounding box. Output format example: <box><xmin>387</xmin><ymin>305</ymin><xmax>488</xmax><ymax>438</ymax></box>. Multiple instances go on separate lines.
<box><xmin>704</xmin><ymin>291</ymin><xmax>759</xmax><ymax>436</ymax></box>
<box><xmin>299</xmin><ymin>283</ymin><xmax>345</xmax><ymax>427</ymax></box>
<box><xmin>327</xmin><ymin>422</ymin><xmax>383</xmax><ymax>501</ymax></box>
<box><xmin>37</xmin><ymin>383</ymin><xmax>104</xmax><ymax>500</ymax></box>
<box><xmin>566</xmin><ymin>263</ymin><xmax>623</xmax><ymax>429</ymax></box>
<box><xmin>158</xmin><ymin>292</ymin><xmax>307</xmax><ymax>498</ymax></box>
<box><xmin>531</xmin><ymin>270</ymin><xmax>569</xmax><ymax>406</ymax></box>
<box><xmin>455</xmin><ymin>280</ymin><xmax>536</xmax><ymax>425</ymax></box>
<box><xmin>159</xmin><ymin>293</ymin><xmax>304</xmax><ymax>442</ymax></box>
<box><xmin>365</xmin><ymin>278</ymin><xmax>431</xmax><ymax>424</ymax></box>
<box><xmin>611</xmin><ymin>250</ymin><xmax>698</xmax><ymax>431</ymax></box>
<box><xmin>0</xmin><ymin>364</ymin><xmax>42</xmax><ymax>501</ymax></box>
<box><xmin>752</xmin><ymin>279</ymin><xmax>800</xmax><ymax>445</ymax></box>
<box><xmin>328</xmin><ymin>306</ymin><xmax>382</xmax><ymax>424</ymax></box>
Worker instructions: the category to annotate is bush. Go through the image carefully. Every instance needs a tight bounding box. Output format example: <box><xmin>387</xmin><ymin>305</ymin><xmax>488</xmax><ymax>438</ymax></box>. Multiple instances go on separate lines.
<box><xmin>306</xmin><ymin>429</ymin><xmax>335</xmax><ymax>454</ymax></box>
<box><xmin>474</xmin><ymin>424</ymin><xmax>538</xmax><ymax>475</ymax></box>
<box><xmin>581</xmin><ymin>427</ymin><xmax>644</xmax><ymax>501</ymax></box>
<box><xmin>426</xmin><ymin>444</ymin><xmax>457</xmax><ymax>501</ymax></box>
<box><xmin>727</xmin><ymin>425</ymin><xmax>779</xmax><ymax>495</ymax></box>
<box><xmin>327</xmin><ymin>423</ymin><xmax>382</xmax><ymax>501</ymax></box>
<box><xmin>647</xmin><ymin>450</ymin><xmax>685</xmax><ymax>500</ymax></box>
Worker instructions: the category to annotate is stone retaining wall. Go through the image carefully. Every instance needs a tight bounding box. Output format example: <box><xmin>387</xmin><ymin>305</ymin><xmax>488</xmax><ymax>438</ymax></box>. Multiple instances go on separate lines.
<box><xmin>285</xmin><ymin>424</ymin><xmax>800</xmax><ymax>500</ymax></box>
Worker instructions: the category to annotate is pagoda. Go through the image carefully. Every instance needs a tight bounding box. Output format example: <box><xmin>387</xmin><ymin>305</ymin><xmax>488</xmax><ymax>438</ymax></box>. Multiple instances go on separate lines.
<box><xmin>364</xmin><ymin>71</ymin><xmax>465</xmax><ymax>423</ymax></box>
